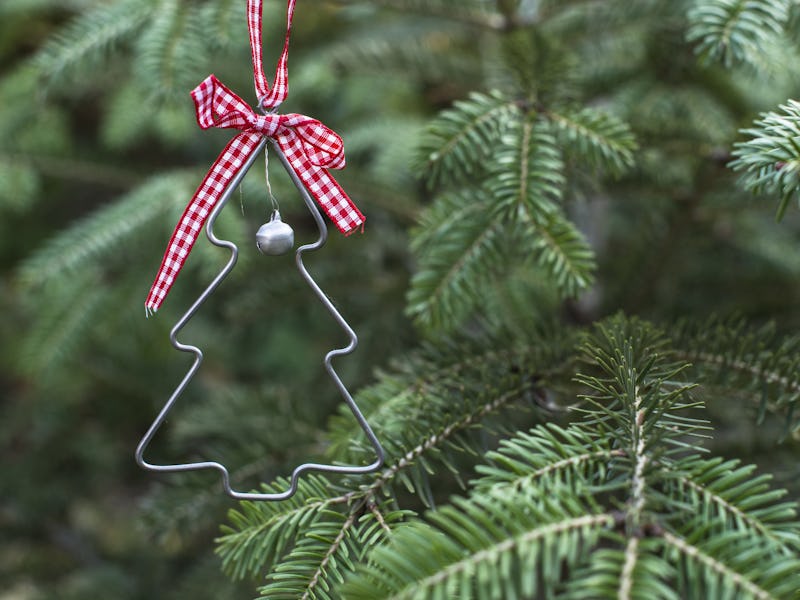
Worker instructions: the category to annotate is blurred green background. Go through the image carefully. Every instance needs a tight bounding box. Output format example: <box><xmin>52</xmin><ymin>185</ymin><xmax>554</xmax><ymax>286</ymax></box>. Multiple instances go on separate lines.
<box><xmin>2</xmin><ymin>0</ymin><xmax>800</xmax><ymax>598</ymax></box>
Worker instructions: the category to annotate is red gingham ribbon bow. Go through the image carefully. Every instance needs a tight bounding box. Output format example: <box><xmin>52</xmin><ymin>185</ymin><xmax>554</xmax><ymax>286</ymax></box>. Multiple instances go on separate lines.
<box><xmin>145</xmin><ymin>0</ymin><xmax>363</xmax><ymax>314</ymax></box>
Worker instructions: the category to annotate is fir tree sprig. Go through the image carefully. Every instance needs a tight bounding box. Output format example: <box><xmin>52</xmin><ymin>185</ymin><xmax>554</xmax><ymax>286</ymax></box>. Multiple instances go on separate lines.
<box><xmin>405</xmin><ymin>37</ymin><xmax>637</xmax><ymax>333</ymax></box>
<box><xmin>405</xmin><ymin>189</ymin><xmax>506</xmax><ymax>333</ymax></box>
<box><xmin>338</xmin><ymin>317</ymin><xmax>800</xmax><ymax>598</ymax></box>
<box><xmin>34</xmin><ymin>0</ymin><xmax>154</xmax><ymax>87</ymax></box>
<box><xmin>340</xmin><ymin>488</ymin><xmax>613</xmax><ymax>599</ymax></box>
<box><xmin>17</xmin><ymin>270</ymin><xmax>110</xmax><ymax>378</ymax></box>
<box><xmin>16</xmin><ymin>173</ymin><xmax>195</xmax><ymax>289</ymax></box>
<box><xmin>686</xmin><ymin>0</ymin><xmax>792</xmax><ymax>68</ymax></box>
<box><xmin>547</xmin><ymin>106</ymin><xmax>637</xmax><ymax>177</ymax></box>
<box><xmin>407</xmin><ymin>96</ymin><xmax>626</xmax><ymax>332</ymax></box>
<box><xmin>133</xmin><ymin>0</ymin><xmax>210</xmax><ymax>102</ymax></box>
<box><xmin>669</xmin><ymin>317</ymin><xmax>800</xmax><ymax>432</ymax></box>
<box><xmin>327</xmin><ymin>325</ymin><xmax>577</xmax><ymax>504</ymax></box>
<box><xmin>730</xmin><ymin>99</ymin><xmax>800</xmax><ymax>220</ymax></box>
<box><xmin>218</xmin><ymin>475</ymin><xmax>343</xmax><ymax>581</ymax></box>
<box><xmin>256</xmin><ymin>498</ymin><xmax>406</xmax><ymax>600</ymax></box>
<box><xmin>415</xmin><ymin>91</ymin><xmax>518</xmax><ymax>190</ymax></box>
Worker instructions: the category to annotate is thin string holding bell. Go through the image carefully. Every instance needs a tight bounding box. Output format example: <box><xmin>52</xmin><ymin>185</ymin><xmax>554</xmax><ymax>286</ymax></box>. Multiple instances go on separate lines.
<box><xmin>265</xmin><ymin>148</ymin><xmax>280</xmax><ymax>215</ymax></box>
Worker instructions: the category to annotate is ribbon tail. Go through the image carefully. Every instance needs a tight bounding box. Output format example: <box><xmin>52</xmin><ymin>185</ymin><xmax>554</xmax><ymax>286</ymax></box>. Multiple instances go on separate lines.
<box><xmin>145</xmin><ymin>132</ymin><xmax>263</xmax><ymax>314</ymax></box>
<box><xmin>274</xmin><ymin>132</ymin><xmax>365</xmax><ymax>235</ymax></box>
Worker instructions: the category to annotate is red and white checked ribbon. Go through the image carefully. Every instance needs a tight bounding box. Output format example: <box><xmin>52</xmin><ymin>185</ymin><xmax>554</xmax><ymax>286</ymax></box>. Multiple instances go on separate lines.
<box><xmin>145</xmin><ymin>0</ymin><xmax>363</xmax><ymax>314</ymax></box>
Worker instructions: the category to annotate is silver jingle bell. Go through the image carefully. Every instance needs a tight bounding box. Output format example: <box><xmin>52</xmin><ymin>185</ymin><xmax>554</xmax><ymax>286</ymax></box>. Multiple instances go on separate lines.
<box><xmin>256</xmin><ymin>210</ymin><xmax>294</xmax><ymax>256</ymax></box>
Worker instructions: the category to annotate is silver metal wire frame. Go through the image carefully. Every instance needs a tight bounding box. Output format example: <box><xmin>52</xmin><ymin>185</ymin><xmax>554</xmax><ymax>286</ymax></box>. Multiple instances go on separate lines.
<box><xmin>136</xmin><ymin>137</ymin><xmax>384</xmax><ymax>501</ymax></box>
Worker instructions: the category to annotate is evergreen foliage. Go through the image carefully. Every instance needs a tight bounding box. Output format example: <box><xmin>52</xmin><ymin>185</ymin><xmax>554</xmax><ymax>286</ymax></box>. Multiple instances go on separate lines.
<box><xmin>669</xmin><ymin>318</ymin><xmax>800</xmax><ymax>432</ymax></box>
<box><xmin>334</xmin><ymin>318</ymin><xmax>800</xmax><ymax>598</ymax></box>
<box><xmin>407</xmin><ymin>78</ymin><xmax>634</xmax><ymax>332</ymax></box>
<box><xmin>731</xmin><ymin>99</ymin><xmax>800</xmax><ymax>220</ymax></box>
<box><xmin>33</xmin><ymin>0</ymin><xmax>153</xmax><ymax>85</ymax></box>
<box><xmin>686</xmin><ymin>0</ymin><xmax>792</xmax><ymax>68</ymax></box>
<box><xmin>2</xmin><ymin>0</ymin><xmax>800</xmax><ymax>598</ymax></box>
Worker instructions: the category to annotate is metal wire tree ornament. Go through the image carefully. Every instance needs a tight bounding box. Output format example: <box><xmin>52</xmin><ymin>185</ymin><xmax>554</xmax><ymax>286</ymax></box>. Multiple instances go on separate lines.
<box><xmin>136</xmin><ymin>0</ymin><xmax>384</xmax><ymax>501</ymax></box>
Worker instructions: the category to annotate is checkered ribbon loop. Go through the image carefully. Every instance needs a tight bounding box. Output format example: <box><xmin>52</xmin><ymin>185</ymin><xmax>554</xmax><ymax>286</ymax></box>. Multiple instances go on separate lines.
<box><xmin>194</xmin><ymin>75</ymin><xmax>347</xmax><ymax>171</ymax></box>
<box><xmin>144</xmin><ymin>0</ymin><xmax>364</xmax><ymax>314</ymax></box>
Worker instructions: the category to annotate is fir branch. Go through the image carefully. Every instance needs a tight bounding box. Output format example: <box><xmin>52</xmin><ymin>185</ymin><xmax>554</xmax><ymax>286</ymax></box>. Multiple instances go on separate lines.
<box><xmin>488</xmin><ymin>115</ymin><xmax>596</xmax><ymax>297</ymax></box>
<box><xmin>662</xmin><ymin>528</ymin><xmax>800</xmax><ymax>599</ymax></box>
<box><xmin>496</xmin><ymin>27</ymin><xmax>577</xmax><ymax>101</ymax></box>
<box><xmin>515</xmin><ymin>211</ymin><xmax>596</xmax><ymax>299</ymax></box>
<box><xmin>406</xmin><ymin>190</ymin><xmax>505</xmax><ymax>332</ymax></box>
<box><xmin>328</xmin><ymin>331</ymin><xmax>573</xmax><ymax>462</ymax></box>
<box><xmin>34</xmin><ymin>0</ymin><xmax>153</xmax><ymax>86</ymax></box>
<box><xmin>416</xmin><ymin>513</ymin><xmax>608</xmax><ymax>592</ymax></box>
<box><xmin>200</xmin><ymin>0</ymin><xmax>243</xmax><ymax>51</ymax></box>
<box><xmin>257</xmin><ymin>509</ymin><xmax>359</xmax><ymax>600</ymax></box>
<box><xmin>562</xmin><ymin>534</ymin><xmax>679</xmax><ymax>600</ymax></box>
<box><xmin>576</xmin><ymin>317</ymin><xmax>707</xmax><ymax>446</ymax></box>
<box><xmin>669</xmin><ymin>457</ymin><xmax>800</xmax><ymax>554</ymax></box>
<box><xmin>327</xmin><ymin>327</ymin><xmax>576</xmax><ymax>503</ymax></box>
<box><xmin>225</xmin><ymin>317</ymin><xmax>800</xmax><ymax>598</ymax></box>
<box><xmin>16</xmin><ymin>172</ymin><xmax>194</xmax><ymax>289</ymax></box>
<box><xmin>340</xmin><ymin>489</ymin><xmax>613</xmax><ymax>599</ymax></box>
<box><xmin>489</xmin><ymin>115</ymin><xmax>565</xmax><ymax>216</ymax></box>
<box><xmin>546</xmin><ymin>106</ymin><xmax>637</xmax><ymax>176</ymax></box>
<box><xmin>17</xmin><ymin>271</ymin><xmax>108</xmax><ymax>378</ymax></box>
<box><xmin>217</xmin><ymin>475</ymin><xmax>339</xmax><ymax>581</ymax></box>
<box><xmin>255</xmin><ymin>499</ymin><xmax>406</xmax><ymax>600</ymax></box>
<box><xmin>133</xmin><ymin>0</ymin><xmax>209</xmax><ymax>102</ymax></box>
<box><xmin>618</xmin><ymin>536</ymin><xmax>640</xmax><ymax>600</ymax></box>
<box><xmin>473</xmin><ymin>423</ymin><xmax>625</xmax><ymax>493</ymax></box>
<box><xmin>669</xmin><ymin>318</ymin><xmax>800</xmax><ymax>430</ymax></box>
<box><xmin>300</xmin><ymin>511</ymin><xmax>357</xmax><ymax>600</ymax></box>
<box><xmin>327</xmin><ymin>22</ymin><xmax>480</xmax><ymax>84</ymax></box>
<box><xmin>686</xmin><ymin>0</ymin><xmax>791</xmax><ymax>68</ymax></box>
<box><xmin>361</xmin><ymin>386</ymin><xmax>530</xmax><ymax>501</ymax></box>
<box><xmin>730</xmin><ymin>99</ymin><xmax>800</xmax><ymax>220</ymax></box>
<box><xmin>415</xmin><ymin>90</ymin><xmax>518</xmax><ymax>189</ymax></box>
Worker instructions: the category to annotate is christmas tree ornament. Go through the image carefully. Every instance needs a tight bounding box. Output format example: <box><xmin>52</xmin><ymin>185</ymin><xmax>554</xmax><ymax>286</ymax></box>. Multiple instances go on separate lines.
<box><xmin>136</xmin><ymin>0</ymin><xmax>383</xmax><ymax>501</ymax></box>
<box><xmin>256</xmin><ymin>210</ymin><xmax>294</xmax><ymax>255</ymax></box>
